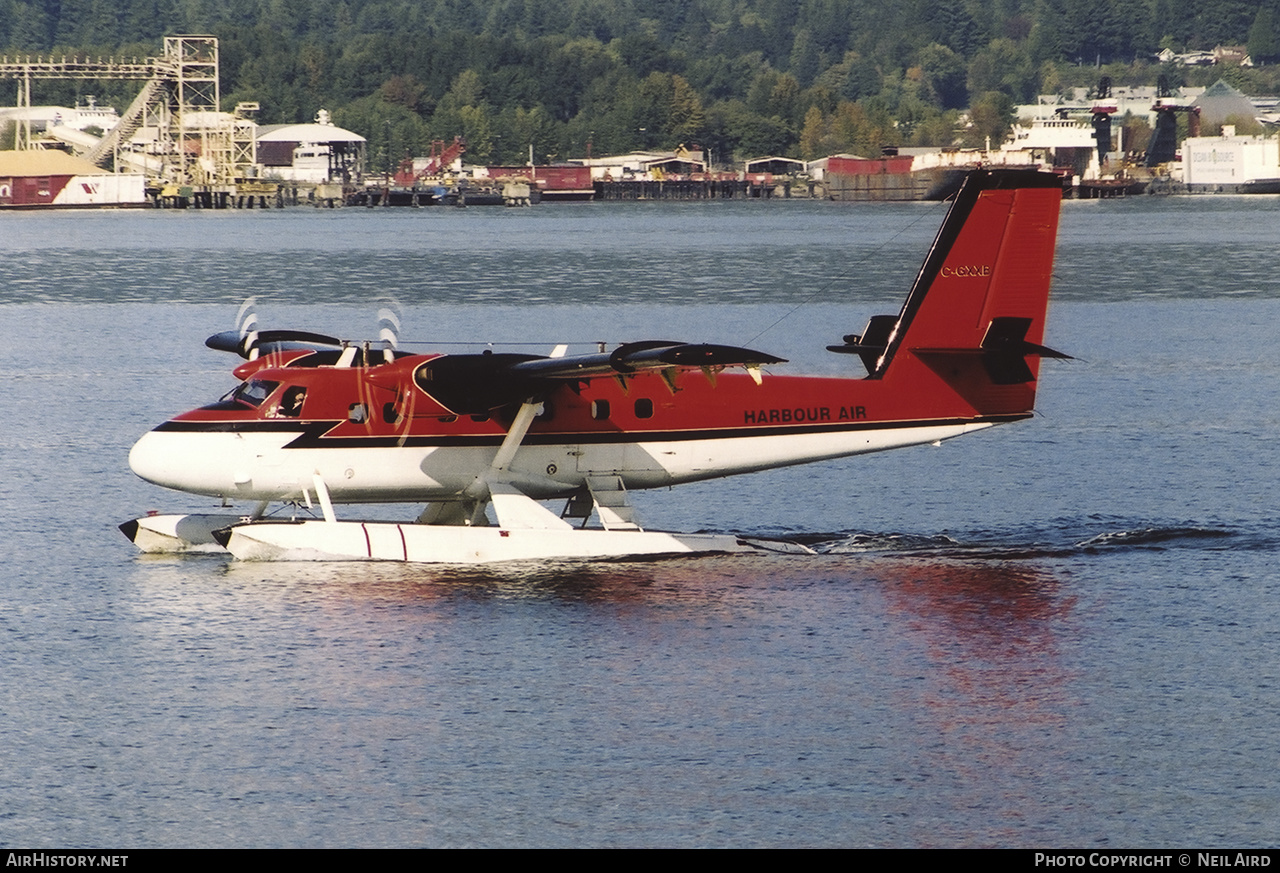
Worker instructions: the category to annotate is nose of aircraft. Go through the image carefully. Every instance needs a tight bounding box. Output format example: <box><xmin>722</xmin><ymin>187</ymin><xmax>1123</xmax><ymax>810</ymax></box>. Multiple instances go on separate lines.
<box><xmin>129</xmin><ymin>430</ymin><xmax>186</xmax><ymax>491</ymax></box>
<box><xmin>129</xmin><ymin>429</ymin><xmax>235</xmax><ymax>496</ymax></box>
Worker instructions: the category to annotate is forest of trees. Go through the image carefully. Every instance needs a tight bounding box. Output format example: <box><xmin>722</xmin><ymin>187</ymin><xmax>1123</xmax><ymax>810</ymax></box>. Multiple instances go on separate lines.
<box><xmin>4</xmin><ymin>0</ymin><xmax>1280</xmax><ymax>167</ymax></box>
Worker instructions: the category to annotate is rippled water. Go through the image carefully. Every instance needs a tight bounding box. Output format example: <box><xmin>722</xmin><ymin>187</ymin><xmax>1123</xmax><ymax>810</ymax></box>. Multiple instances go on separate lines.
<box><xmin>2</xmin><ymin>197</ymin><xmax>1278</xmax><ymax>847</ymax></box>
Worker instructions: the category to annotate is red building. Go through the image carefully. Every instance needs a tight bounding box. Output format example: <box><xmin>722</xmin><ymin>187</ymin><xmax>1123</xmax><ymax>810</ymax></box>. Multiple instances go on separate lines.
<box><xmin>0</xmin><ymin>150</ymin><xmax>146</xmax><ymax>208</ymax></box>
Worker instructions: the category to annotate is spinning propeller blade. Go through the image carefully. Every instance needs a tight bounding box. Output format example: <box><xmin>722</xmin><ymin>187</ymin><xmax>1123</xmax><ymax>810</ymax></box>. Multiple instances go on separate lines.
<box><xmin>207</xmin><ymin>299</ymin><xmax>344</xmax><ymax>359</ymax></box>
<box><xmin>377</xmin><ymin>300</ymin><xmax>403</xmax><ymax>363</ymax></box>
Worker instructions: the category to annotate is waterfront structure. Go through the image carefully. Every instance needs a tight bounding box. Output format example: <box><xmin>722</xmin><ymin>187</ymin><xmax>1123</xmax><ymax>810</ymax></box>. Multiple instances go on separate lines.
<box><xmin>0</xmin><ymin>96</ymin><xmax>121</xmax><ymax>140</ymax></box>
<box><xmin>745</xmin><ymin>156</ymin><xmax>805</xmax><ymax>176</ymax></box>
<box><xmin>1182</xmin><ymin>127</ymin><xmax>1280</xmax><ymax>192</ymax></box>
<box><xmin>573</xmin><ymin>149</ymin><xmax>707</xmax><ymax>181</ymax></box>
<box><xmin>1015</xmin><ymin>87</ymin><xmax>1207</xmax><ymax>129</ymax></box>
<box><xmin>822</xmin><ymin>149</ymin><xmax>1045</xmax><ymax>201</ymax></box>
<box><xmin>0</xmin><ymin>149</ymin><xmax>146</xmax><ymax>207</ymax></box>
<box><xmin>476</xmin><ymin>165</ymin><xmax>594</xmax><ymax>201</ymax></box>
<box><xmin>256</xmin><ymin>110</ymin><xmax>365</xmax><ymax>184</ymax></box>
<box><xmin>0</xmin><ymin>36</ymin><xmax>254</xmax><ymax>198</ymax></box>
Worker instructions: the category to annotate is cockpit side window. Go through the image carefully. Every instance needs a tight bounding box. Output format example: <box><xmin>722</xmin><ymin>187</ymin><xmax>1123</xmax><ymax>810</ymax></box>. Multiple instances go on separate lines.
<box><xmin>277</xmin><ymin>385</ymin><xmax>307</xmax><ymax>418</ymax></box>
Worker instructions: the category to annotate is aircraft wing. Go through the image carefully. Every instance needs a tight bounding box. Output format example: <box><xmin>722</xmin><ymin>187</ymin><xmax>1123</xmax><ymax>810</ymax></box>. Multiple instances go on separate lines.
<box><xmin>413</xmin><ymin>341</ymin><xmax>786</xmax><ymax>415</ymax></box>
<box><xmin>507</xmin><ymin>341</ymin><xmax>786</xmax><ymax>380</ymax></box>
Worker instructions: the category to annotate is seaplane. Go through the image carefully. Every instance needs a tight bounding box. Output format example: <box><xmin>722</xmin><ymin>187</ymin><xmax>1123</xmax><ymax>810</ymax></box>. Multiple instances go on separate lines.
<box><xmin>121</xmin><ymin>168</ymin><xmax>1069</xmax><ymax>564</ymax></box>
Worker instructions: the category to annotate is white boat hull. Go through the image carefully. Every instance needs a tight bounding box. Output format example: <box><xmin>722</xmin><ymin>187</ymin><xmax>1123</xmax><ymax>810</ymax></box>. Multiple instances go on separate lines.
<box><xmin>217</xmin><ymin>519</ymin><xmax>751</xmax><ymax>564</ymax></box>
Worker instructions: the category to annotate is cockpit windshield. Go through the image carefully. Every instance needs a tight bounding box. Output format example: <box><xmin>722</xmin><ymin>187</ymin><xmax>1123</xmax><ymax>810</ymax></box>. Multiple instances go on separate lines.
<box><xmin>224</xmin><ymin>379</ymin><xmax>280</xmax><ymax>408</ymax></box>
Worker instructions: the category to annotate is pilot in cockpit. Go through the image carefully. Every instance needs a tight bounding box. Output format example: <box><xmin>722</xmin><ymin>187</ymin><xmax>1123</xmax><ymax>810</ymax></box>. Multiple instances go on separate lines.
<box><xmin>277</xmin><ymin>386</ymin><xmax>306</xmax><ymax>418</ymax></box>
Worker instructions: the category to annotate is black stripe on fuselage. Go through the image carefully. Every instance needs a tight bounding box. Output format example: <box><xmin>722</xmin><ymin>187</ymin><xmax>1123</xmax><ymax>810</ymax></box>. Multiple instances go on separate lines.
<box><xmin>153</xmin><ymin>413</ymin><xmax>1030</xmax><ymax>448</ymax></box>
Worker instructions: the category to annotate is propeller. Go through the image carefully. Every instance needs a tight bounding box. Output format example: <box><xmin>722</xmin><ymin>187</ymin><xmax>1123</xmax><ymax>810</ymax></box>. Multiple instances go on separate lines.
<box><xmin>236</xmin><ymin>296</ymin><xmax>259</xmax><ymax>358</ymax></box>
<box><xmin>205</xmin><ymin>298</ymin><xmax>343</xmax><ymax>359</ymax></box>
<box><xmin>377</xmin><ymin>299</ymin><xmax>402</xmax><ymax>364</ymax></box>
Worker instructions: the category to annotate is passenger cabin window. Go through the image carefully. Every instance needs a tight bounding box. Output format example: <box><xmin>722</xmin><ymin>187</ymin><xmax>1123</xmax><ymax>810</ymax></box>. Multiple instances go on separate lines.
<box><xmin>634</xmin><ymin>398</ymin><xmax>654</xmax><ymax>419</ymax></box>
<box><xmin>591</xmin><ymin>399</ymin><xmax>610</xmax><ymax>421</ymax></box>
<box><xmin>348</xmin><ymin>403</ymin><xmax>368</xmax><ymax>423</ymax></box>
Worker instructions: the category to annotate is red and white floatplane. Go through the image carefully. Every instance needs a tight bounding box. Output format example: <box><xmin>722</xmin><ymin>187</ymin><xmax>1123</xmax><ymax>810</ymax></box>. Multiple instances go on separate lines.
<box><xmin>121</xmin><ymin>168</ymin><xmax>1068</xmax><ymax>564</ymax></box>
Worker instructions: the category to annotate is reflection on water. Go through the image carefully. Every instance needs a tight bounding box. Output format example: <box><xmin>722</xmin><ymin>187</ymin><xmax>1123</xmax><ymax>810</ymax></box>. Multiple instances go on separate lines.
<box><xmin>220</xmin><ymin>554</ymin><xmax>671</xmax><ymax>604</ymax></box>
<box><xmin>871</xmin><ymin>559</ymin><xmax>1079</xmax><ymax>847</ymax></box>
<box><xmin>878</xmin><ymin>559</ymin><xmax>1070</xmax><ymax>647</ymax></box>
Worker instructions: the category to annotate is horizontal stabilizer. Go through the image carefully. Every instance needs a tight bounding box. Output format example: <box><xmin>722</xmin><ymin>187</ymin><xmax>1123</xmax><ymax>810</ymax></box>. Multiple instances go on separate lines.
<box><xmin>915</xmin><ymin>317</ymin><xmax>1073</xmax><ymax>385</ymax></box>
<box><xmin>981</xmin><ymin>316</ymin><xmax>1072</xmax><ymax>360</ymax></box>
<box><xmin>978</xmin><ymin>316</ymin><xmax>1071</xmax><ymax>385</ymax></box>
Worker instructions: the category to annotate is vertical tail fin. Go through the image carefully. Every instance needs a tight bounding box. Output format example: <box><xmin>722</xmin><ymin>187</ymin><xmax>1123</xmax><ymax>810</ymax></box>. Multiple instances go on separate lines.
<box><xmin>835</xmin><ymin>169</ymin><xmax>1067</xmax><ymax>417</ymax></box>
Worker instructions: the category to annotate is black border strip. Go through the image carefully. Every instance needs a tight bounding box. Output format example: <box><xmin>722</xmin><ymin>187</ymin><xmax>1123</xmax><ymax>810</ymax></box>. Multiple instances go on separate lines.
<box><xmin>153</xmin><ymin>413</ymin><xmax>1030</xmax><ymax>449</ymax></box>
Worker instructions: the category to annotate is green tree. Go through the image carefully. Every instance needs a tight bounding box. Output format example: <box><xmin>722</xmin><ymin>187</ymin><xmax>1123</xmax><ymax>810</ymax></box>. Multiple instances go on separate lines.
<box><xmin>706</xmin><ymin>100</ymin><xmax>794</xmax><ymax>159</ymax></box>
<box><xmin>967</xmin><ymin>38</ymin><xmax>1034</xmax><ymax>103</ymax></box>
<box><xmin>788</xmin><ymin>28</ymin><xmax>822</xmax><ymax>84</ymax></box>
<box><xmin>798</xmin><ymin>104</ymin><xmax>825</xmax><ymax>159</ymax></box>
<box><xmin>630</xmin><ymin>71</ymin><xmax>706</xmax><ymax>146</ymax></box>
<box><xmin>1249</xmin><ymin>7</ymin><xmax>1279</xmax><ymax>64</ymax></box>
<box><xmin>448</xmin><ymin>68</ymin><xmax>484</xmax><ymax>107</ymax></box>
<box><xmin>826</xmin><ymin>99</ymin><xmax>898</xmax><ymax>156</ymax></box>
<box><xmin>910</xmin><ymin>111</ymin><xmax>959</xmax><ymax>147</ymax></box>
<box><xmin>916</xmin><ymin>42</ymin><xmax>968</xmax><ymax>109</ymax></box>
<box><xmin>963</xmin><ymin>90</ymin><xmax>1014</xmax><ymax>147</ymax></box>
<box><xmin>768</xmin><ymin>72</ymin><xmax>803</xmax><ymax>127</ymax></box>
<box><xmin>457</xmin><ymin>104</ymin><xmax>494</xmax><ymax>161</ymax></box>
<box><xmin>498</xmin><ymin>104</ymin><xmax>559</xmax><ymax>164</ymax></box>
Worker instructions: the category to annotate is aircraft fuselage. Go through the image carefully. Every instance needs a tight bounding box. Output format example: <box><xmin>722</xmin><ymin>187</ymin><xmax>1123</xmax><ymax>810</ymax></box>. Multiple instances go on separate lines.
<box><xmin>129</xmin><ymin>366</ymin><xmax>1019</xmax><ymax>503</ymax></box>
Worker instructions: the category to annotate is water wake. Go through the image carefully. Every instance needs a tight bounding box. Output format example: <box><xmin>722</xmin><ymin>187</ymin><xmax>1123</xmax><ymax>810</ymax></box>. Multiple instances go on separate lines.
<box><xmin>765</xmin><ymin>520</ymin><xmax>1261</xmax><ymax>561</ymax></box>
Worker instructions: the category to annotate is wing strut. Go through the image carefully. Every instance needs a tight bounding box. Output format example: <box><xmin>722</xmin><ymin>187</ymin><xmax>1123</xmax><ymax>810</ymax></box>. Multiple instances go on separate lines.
<box><xmin>458</xmin><ymin>400</ymin><xmax>574</xmax><ymax>530</ymax></box>
<box><xmin>312</xmin><ymin>472</ymin><xmax>337</xmax><ymax>523</ymax></box>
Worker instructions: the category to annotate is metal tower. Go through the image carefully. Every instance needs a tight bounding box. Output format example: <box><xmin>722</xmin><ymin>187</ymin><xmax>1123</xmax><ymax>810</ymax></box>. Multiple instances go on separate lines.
<box><xmin>0</xmin><ymin>36</ymin><xmax>252</xmax><ymax>189</ymax></box>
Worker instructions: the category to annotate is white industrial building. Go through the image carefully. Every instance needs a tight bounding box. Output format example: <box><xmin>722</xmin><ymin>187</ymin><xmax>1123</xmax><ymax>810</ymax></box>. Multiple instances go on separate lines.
<box><xmin>1182</xmin><ymin>127</ymin><xmax>1280</xmax><ymax>192</ymax></box>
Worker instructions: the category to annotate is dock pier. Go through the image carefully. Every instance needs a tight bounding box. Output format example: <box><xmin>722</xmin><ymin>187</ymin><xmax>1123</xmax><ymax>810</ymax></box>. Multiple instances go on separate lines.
<box><xmin>148</xmin><ymin>182</ymin><xmax>324</xmax><ymax>209</ymax></box>
<box><xmin>593</xmin><ymin>178</ymin><xmax>775</xmax><ymax>200</ymax></box>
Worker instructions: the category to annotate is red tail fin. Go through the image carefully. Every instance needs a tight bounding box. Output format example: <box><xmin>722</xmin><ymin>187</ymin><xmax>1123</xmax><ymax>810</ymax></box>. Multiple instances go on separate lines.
<box><xmin>840</xmin><ymin>169</ymin><xmax>1066</xmax><ymax>417</ymax></box>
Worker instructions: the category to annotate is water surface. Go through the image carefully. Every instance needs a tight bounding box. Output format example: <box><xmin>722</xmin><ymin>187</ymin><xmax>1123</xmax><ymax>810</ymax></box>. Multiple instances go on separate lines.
<box><xmin>1</xmin><ymin>197</ymin><xmax>1278</xmax><ymax>847</ymax></box>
